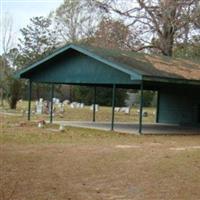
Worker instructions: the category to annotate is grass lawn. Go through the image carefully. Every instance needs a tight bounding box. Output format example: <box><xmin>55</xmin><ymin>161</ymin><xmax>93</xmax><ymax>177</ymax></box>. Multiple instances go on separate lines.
<box><xmin>1</xmin><ymin>113</ymin><xmax>200</xmax><ymax>200</ymax></box>
<box><xmin>1</xmin><ymin>100</ymin><xmax>156</xmax><ymax>123</ymax></box>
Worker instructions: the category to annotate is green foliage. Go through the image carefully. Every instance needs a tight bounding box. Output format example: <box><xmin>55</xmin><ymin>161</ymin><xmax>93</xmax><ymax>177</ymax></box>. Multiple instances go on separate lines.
<box><xmin>0</xmin><ymin>53</ymin><xmax>24</xmax><ymax>109</ymax></box>
<box><xmin>18</xmin><ymin>16</ymin><xmax>59</xmax><ymax>67</ymax></box>
<box><xmin>174</xmin><ymin>36</ymin><xmax>200</xmax><ymax>62</ymax></box>
<box><xmin>73</xmin><ymin>86</ymin><xmax>127</xmax><ymax>106</ymax></box>
<box><xmin>1</xmin><ymin>16</ymin><xmax>60</xmax><ymax>109</ymax></box>
<box><xmin>136</xmin><ymin>91</ymin><xmax>155</xmax><ymax>107</ymax></box>
<box><xmin>0</xmin><ymin>55</ymin><xmax>9</xmax><ymax>106</ymax></box>
<box><xmin>6</xmin><ymin>75</ymin><xmax>24</xmax><ymax>109</ymax></box>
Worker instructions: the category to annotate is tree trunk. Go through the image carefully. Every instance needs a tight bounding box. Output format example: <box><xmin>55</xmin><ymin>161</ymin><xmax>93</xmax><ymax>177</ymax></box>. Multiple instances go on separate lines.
<box><xmin>160</xmin><ymin>0</ymin><xmax>176</xmax><ymax>57</ymax></box>
<box><xmin>161</xmin><ymin>36</ymin><xmax>174</xmax><ymax>57</ymax></box>
<box><xmin>9</xmin><ymin>96</ymin><xmax>18</xmax><ymax>109</ymax></box>
<box><xmin>0</xmin><ymin>88</ymin><xmax>4</xmax><ymax>107</ymax></box>
<box><xmin>8</xmin><ymin>79</ymin><xmax>22</xmax><ymax>109</ymax></box>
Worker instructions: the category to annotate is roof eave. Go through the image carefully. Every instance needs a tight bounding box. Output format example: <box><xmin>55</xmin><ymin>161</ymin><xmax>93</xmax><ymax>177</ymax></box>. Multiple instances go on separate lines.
<box><xmin>143</xmin><ymin>75</ymin><xmax>200</xmax><ymax>85</ymax></box>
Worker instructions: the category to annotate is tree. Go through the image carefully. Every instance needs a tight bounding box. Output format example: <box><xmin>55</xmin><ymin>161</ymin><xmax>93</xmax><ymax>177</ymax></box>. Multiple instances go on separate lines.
<box><xmin>74</xmin><ymin>86</ymin><xmax>127</xmax><ymax>106</ymax></box>
<box><xmin>94</xmin><ymin>0</ymin><xmax>200</xmax><ymax>56</ymax></box>
<box><xmin>50</xmin><ymin>0</ymin><xmax>103</xmax><ymax>101</ymax></box>
<box><xmin>51</xmin><ymin>0</ymin><xmax>101</xmax><ymax>43</ymax></box>
<box><xmin>1</xmin><ymin>13</ymin><xmax>15</xmax><ymax>107</ymax></box>
<box><xmin>135</xmin><ymin>90</ymin><xmax>155</xmax><ymax>107</ymax></box>
<box><xmin>16</xmin><ymin>16</ymin><xmax>60</xmax><ymax>103</ymax></box>
<box><xmin>174</xmin><ymin>35</ymin><xmax>200</xmax><ymax>61</ymax></box>
<box><xmin>18</xmin><ymin>16</ymin><xmax>59</xmax><ymax>67</ymax></box>
<box><xmin>75</xmin><ymin>18</ymin><xmax>131</xmax><ymax>106</ymax></box>
<box><xmin>2</xmin><ymin>48</ymin><xmax>25</xmax><ymax>109</ymax></box>
<box><xmin>86</xmin><ymin>17</ymin><xmax>130</xmax><ymax>50</ymax></box>
<box><xmin>0</xmin><ymin>56</ymin><xmax>9</xmax><ymax>106</ymax></box>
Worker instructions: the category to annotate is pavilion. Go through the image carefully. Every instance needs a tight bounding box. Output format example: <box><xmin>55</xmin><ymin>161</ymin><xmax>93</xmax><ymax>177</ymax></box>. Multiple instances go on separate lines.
<box><xmin>16</xmin><ymin>44</ymin><xmax>200</xmax><ymax>134</ymax></box>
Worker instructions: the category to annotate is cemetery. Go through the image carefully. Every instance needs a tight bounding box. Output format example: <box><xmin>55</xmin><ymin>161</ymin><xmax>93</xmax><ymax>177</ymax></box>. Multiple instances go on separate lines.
<box><xmin>1</xmin><ymin>1</ymin><xmax>200</xmax><ymax>199</ymax></box>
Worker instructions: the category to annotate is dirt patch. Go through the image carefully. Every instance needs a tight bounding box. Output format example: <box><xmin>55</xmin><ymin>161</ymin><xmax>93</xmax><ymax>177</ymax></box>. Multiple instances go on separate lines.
<box><xmin>170</xmin><ymin>146</ymin><xmax>200</xmax><ymax>151</ymax></box>
<box><xmin>1</xmin><ymin>114</ymin><xmax>200</xmax><ymax>199</ymax></box>
<box><xmin>115</xmin><ymin>144</ymin><xmax>141</xmax><ymax>149</ymax></box>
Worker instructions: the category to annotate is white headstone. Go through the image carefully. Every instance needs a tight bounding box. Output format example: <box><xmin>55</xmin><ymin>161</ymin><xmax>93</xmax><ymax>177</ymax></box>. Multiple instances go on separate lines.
<box><xmin>119</xmin><ymin>107</ymin><xmax>131</xmax><ymax>114</ymax></box>
<box><xmin>80</xmin><ymin>103</ymin><xmax>84</xmax><ymax>108</ymax></box>
<box><xmin>63</xmin><ymin>100</ymin><xmax>70</xmax><ymax>105</ymax></box>
<box><xmin>90</xmin><ymin>104</ymin><xmax>99</xmax><ymax>111</ymax></box>
<box><xmin>115</xmin><ymin>107</ymin><xmax>120</xmax><ymax>112</ymax></box>
<box><xmin>70</xmin><ymin>102</ymin><xmax>76</xmax><ymax>108</ymax></box>
<box><xmin>124</xmin><ymin>107</ymin><xmax>131</xmax><ymax>114</ymax></box>
<box><xmin>36</xmin><ymin>100</ymin><xmax>43</xmax><ymax>114</ymax></box>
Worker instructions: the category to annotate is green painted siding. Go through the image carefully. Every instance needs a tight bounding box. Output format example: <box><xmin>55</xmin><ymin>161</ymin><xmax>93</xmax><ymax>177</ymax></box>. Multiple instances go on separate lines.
<box><xmin>158</xmin><ymin>87</ymin><xmax>200</xmax><ymax>124</ymax></box>
<box><xmin>24</xmin><ymin>50</ymin><xmax>141</xmax><ymax>85</ymax></box>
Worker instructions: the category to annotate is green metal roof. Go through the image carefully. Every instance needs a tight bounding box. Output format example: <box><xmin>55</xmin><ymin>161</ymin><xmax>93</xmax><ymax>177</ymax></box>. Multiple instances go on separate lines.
<box><xmin>16</xmin><ymin>43</ymin><xmax>200</xmax><ymax>84</ymax></box>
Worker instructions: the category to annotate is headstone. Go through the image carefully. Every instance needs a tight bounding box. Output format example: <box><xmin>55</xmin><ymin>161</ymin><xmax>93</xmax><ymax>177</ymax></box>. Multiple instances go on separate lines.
<box><xmin>76</xmin><ymin>103</ymin><xmax>81</xmax><ymax>108</ymax></box>
<box><xmin>63</xmin><ymin>100</ymin><xmax>70</xmax><ymax>105</ymax></box>
<box><xmin>59</xmin><ymin>103</ymin><xmax>65</xmax><ymax>113</ymax></box>
<box><xmin>70</xmin><ymin>102</ymin><xmax>76</xmax><ymax>108</ymax></box>
<box><xmin>80</xmin><ymin>103</ymin><xmax>84</xmax><ymax>108</ymax></box>
<box><xmin>39</xmin><ymin>98</ymin><xmax>43</xmax><ymax>103</ymax></box>
<box><xmin>53</xmin><ymin>98</ymin><xmax>60</xmax><ymax>104</ymax></box>
<box><xmin>120</xmin><ymin>107</ymin><xmax>131</xmax><ymax>114</ymax></box>
<box><xmin>124</xmin><ymin>107</ymin><xmax>131</xmax><ymax>114</ymax></box>
<box><xmin>90</xmin><ymin>104</ymin><xmax>99</xmax><ymax>112</ymax></box>
<box><xmin>35</xmin><ymin>100</ymin><xmax>43</xmax><ymax>114</ymax></box>
<box><xmin>48</xmin><ymin>102</ymin><xmax>55</xmax><ymax>113</ymax></box>
<box><xmin>59</xmin><ymin>124</ymin><xmax>65</xmax><ymax>132</ymax></box>
<box><xmin>115</xmin><ymin>107</ymin><xmax>120</xmax><ymax>112</ymax></box>
<box><xmin>115</xmin><ymin>107</ymin><xmax>131</xmax><ymax>114</ymax></box>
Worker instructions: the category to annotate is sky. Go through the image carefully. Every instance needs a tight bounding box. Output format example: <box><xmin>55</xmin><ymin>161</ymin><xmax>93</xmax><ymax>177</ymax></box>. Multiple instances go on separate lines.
<box><xmin>0</xmin><ymin>0</ymin><xmax>63</xmax><ymax>54</ymax></box>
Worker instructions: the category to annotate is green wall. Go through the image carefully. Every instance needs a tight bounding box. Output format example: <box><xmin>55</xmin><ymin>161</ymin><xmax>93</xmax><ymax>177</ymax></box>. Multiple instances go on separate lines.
<box><xmin>158</xmin><ymin>86</ymin><xmax>200</xmax><ymax>124</ymax></box>
<box><xmin>26</xmin><ymin>50</ymin><xmax>140</xmax><ymax>85</ymax></box>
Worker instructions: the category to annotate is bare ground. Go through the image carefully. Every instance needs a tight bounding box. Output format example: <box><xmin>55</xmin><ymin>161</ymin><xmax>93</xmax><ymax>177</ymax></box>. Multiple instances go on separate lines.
<box><xmin>1</xmin><ymin>114</ymin><xmax>200</xmax><ymax>200</ymax></box>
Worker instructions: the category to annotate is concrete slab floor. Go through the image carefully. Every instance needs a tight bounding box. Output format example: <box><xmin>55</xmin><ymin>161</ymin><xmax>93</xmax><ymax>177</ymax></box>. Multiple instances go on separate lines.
<box><xmin>53</xmin><ymin>121</ymin><xmax>200</xmax><ymax>135</ymax></box>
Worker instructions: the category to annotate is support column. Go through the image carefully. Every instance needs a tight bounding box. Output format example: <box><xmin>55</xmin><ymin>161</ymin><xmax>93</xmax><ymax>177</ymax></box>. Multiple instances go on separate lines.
<box><xmin>93</xmin><ymin>86</ymin><xmax>96</xmax><ymax>122</ymax></box>
<box><xmin>28</xmin><ymin>80</ymin><xmax>32</xmax><ymax>121</ymax></box>
<box><xmin>139</xmin><ymin>81</ymin><xmax>144</xmax><ymax>134</ymax></box>
<box><xmin>156</xmin><ymin>90</ymin><xmax>160</xmax><ymax>123</ymax></box>
<box><xmin>111</xmin><ymin>84</ymin><xmax>116</xmax><ymax>131</ymax></box>
<box><xmin>50</xmin><ymin>84</ymin><xmax>54</xmax><ymax>123</ymax></box>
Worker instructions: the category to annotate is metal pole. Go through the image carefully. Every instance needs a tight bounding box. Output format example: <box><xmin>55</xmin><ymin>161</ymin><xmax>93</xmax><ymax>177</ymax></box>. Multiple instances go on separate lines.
<box><xmin>156</xmin><ymin>90</ymin><xmax>160</xmax><ymax>123</ymax></box>
<box><xmin>111</xmin><ymin>84</ymin><xmax>116</xmax><ymax>131</ymax></box>
<box><xmin>28</xmin><ymin>80</ymin><xmax>32</xmax><ymax>121</ymax></box>
<box><xmin>93</xmin><ymin>86</ymin><xmax>96</xmax><ymax>122</ymax></box>
<box><xmin>139</xmin><ymin>81</ymin><xmax>144</xmax><ymax>134</ymax></box>
<box><xmin>50</xmin><ymin>84</ymin><xmax>54</xmax><ymax>123</ymax></box>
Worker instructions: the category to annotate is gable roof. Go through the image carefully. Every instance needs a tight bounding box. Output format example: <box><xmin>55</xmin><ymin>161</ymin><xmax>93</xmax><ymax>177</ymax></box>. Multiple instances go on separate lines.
<box><xmin>17</xmin><ymin>44</ymin><xmax>200</xmax><ymax>83</ymax></box>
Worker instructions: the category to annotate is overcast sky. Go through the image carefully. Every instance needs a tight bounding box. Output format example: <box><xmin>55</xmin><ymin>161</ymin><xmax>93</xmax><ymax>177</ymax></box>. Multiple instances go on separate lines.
<box><xmin>0</xmin><ymin>0</ymin><xmax>63</xmax><ymax>54</ymax></box>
